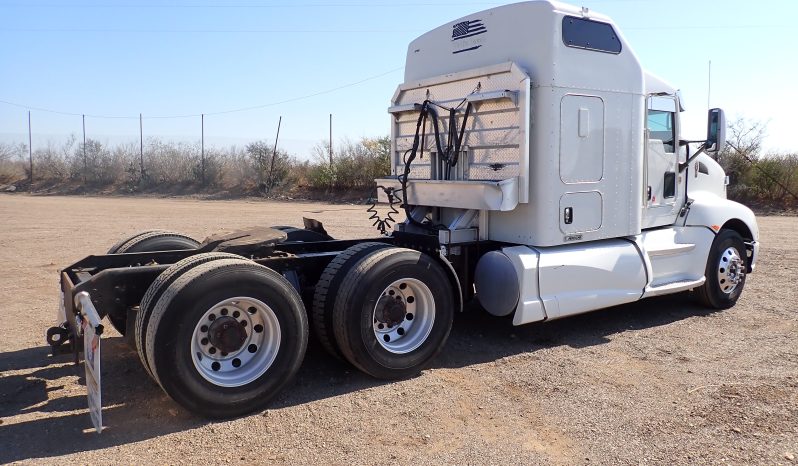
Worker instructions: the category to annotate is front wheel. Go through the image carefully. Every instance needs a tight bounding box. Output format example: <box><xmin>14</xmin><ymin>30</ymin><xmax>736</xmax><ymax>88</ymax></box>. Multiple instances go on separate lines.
<box><xmin>695</xmin><ymin>229</ymin><xmax>748</xmax><ymax>309</ymax></box>
<box><xmin>332</xmin><ymin>247</ymin><xmax>454</xmax><ymax>380</ymax></box>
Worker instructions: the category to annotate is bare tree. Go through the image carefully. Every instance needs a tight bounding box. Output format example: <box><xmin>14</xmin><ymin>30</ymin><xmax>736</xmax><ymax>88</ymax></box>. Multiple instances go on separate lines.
<box><xmin>0</xmin><ymin>142</ymin><xmax>14</xmax><ymax>162</ymax></box>
<box><xmin>721</xmin><ymin>117</ymin><xmax>767</xmax><ymax>163</ymax></box>
<box><xmin>717</xmin><ymin>118</ymin><xmax>767</xmax><ymax>187</ymax></box>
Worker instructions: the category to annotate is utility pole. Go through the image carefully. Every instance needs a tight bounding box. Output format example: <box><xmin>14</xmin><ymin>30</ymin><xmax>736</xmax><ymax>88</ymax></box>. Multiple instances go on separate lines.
<box><xmin>82</xmin><ymin>114</ymin><xmax>87</xmax><ymax>185</ymax></box>
<box><xmin>329</xmin><ymin>113</ymin><xmax>333</xmax><ymax>170</ymax></box>
<box><xmin>139</xmin><ymin>113</ymin><xmax>145</xmax><ymax>182</ymax></box>
<box><xmin>201</xmin><ymin>113</ymin><xmax>205</xmax><ymax>187</ymax></box>
<box><xmin>27</xmin><ymin>111</ymin><xmax>32</xmax><ymax>190</ymax></box>
<box><xmin>267</xmin><ymin>116</ymin><xmax>282</xmax><ymax>193</ymax></box>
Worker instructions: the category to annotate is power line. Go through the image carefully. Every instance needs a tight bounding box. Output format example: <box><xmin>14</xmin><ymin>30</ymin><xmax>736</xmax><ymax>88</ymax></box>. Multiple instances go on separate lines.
<box><xmin>0</xmin><ymin>66</ymin><xmax>402</xmax><ymax>120</ymax></box>
<box><xmin>0</xmin><ymin>27</ymin><xmax>424</xmax><ymax>33</ymax></box>
<box><xmin>623</xmin><ymin>24</ymin><xmax>789</xmax><ymax>30</ymax></box>
<box><xmin>0</xmin><ymin>24</ymin><xmax>789</xmax><ymax>34</ymax></box>
<box><xmin>0</xmin><ymin>2</ymin><xmax>504</xmax><ymax>7</ymax></box>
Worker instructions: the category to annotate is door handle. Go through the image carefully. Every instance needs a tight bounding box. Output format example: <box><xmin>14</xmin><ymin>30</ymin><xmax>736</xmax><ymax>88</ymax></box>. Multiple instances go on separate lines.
<box><xmin>564</xmin><ymin>207</ymin><xmax>573</xmax><ymax>225</ymax></box>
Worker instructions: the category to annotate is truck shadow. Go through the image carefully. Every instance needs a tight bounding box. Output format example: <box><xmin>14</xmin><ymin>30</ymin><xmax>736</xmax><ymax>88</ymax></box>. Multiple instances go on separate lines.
<box><xmin>0</xmin><ymin>292</ymin><xmax>715</xmax><ymax>462</ymax></box>
<box><xmin>435</xmin><ymin>292</ymin><xmax>717</xmax><ymax>370</ymax></box>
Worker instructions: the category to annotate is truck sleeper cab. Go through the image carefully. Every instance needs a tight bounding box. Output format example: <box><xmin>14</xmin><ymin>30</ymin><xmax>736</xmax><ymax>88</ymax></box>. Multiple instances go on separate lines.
<box><xmin>376</xmin><ymin>0</ymin><xmax>758</xmax><ymax>323</ymax></box>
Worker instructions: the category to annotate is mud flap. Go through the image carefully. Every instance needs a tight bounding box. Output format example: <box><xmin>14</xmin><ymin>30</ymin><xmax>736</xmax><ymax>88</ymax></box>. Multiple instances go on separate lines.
<box><xmin>75</xmin><ymin>291</ymin><xmax>104</xmax><ymax>433</ymax></box>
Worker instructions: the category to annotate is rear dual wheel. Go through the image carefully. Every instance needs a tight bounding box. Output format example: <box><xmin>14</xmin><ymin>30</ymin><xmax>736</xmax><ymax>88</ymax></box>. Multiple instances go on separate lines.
<box><xmin>327</xmin><ymin>246</ymin><xmax>454</xmax><ymax>380</ymax></box>
<box><xmin>105</xmin><ymin>230</ymin><xmax>200</xmax><ymax>335</ymax></box>
<box><xmin>311</xmin><ymin>242</ymin><xmax>392</xmax><ymax>360</ymax></box>
<box><xmin>136</xmin><ymin>252</ymin><xmax>242</xmax><ymax>380</ymax></box>
<box><xmin>107</xmin><ymin>229</ymin><xmax>200</xmax><ymax>255</ymax></box>
<box><xmin>144</xmin><ymin>258</ymin><xmax>308</xmax><ymax>418</ymax></box>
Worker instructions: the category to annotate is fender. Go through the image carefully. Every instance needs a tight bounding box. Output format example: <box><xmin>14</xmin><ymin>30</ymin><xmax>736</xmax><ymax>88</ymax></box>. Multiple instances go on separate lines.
<box><xmin>683</xmin><ymin>190</ymin><xmax>760</xmax><ymax>271</ymax></box>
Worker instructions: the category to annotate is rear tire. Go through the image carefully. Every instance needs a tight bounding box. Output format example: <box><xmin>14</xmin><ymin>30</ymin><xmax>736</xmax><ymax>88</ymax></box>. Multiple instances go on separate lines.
<box><xmin>145</xmin><ymin>259</ymin><xmax>308</xmax><ymax>418</ymax></box>
<box><xmin>114</xmin><ymin>230</ymin><xmax>199</xmax><ymax>254</ymax></box>
<box><xmin>105</xmin><ymin>230</ymin><xmax>200</xmax><ymax>335</ymax></box>
<box><xmin>695</xmin><ymin>229</ymin><xmax>748</xmax><ymax>309</ymax></box>
<box><xmin>136</xmin><ymin>252</ymin><xmax>244</xmax><ymax>380</ymax></box>
<box><xmin>107</xmin><ymin>230</ymin><xmax>158</xmax><ymax>254</ymax></box>
<box><xmin>332</xmin><ymin>247</ymin><xmax>454</xmax><ymax>380</ymax></box>
<box><xmin>311</xmin><ymin>242</ymin><xmax>391</xmax><ymax>360</ymax></box>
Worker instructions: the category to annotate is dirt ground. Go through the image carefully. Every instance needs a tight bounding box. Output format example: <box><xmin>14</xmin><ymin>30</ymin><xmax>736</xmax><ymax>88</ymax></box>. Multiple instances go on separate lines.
<box><xmin>0</xmin><ymin>194</ymin><xmax>795</xmax><ymax>465</ymax></box>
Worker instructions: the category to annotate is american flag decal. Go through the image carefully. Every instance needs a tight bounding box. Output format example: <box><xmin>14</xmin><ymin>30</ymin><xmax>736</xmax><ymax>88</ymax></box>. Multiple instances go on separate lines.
<box><xmin>451</xmin><ymin>19</ymin><xmax>486</xmax><ymax>41</ymax></box>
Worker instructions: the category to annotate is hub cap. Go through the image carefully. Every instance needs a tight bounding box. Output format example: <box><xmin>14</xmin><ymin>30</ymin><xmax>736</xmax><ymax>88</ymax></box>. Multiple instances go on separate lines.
<box><xmin>372</xmin><ymin>278</ymin><xmax>435</xmax><ymax>354</ymax></box>
<box><xmin>191</xmin><ymin>297</ymin><xmax>280</xmax><ymax>387</ymax></box>
<box><xmin>717</xmin><ymin>246</ymin><xmax>745</xmax><ymax>295</ymax></box>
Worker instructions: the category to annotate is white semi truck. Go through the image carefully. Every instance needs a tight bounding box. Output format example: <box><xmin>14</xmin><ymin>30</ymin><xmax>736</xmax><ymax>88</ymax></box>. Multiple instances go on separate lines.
<box><xmin>49</xmin><ymin>0</ymin><xmax>758</xmax><ymax>422</ymax></box>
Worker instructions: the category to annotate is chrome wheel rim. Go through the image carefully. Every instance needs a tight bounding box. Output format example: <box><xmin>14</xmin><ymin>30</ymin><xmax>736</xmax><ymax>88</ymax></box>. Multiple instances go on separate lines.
<box><xmin>191</xmin><ymin>297</ymin><xmax>280</xmax><ymax>387</ymax></box>
<box><xmin>717</xmin><ymin>246</ymin><xmax>745</xmax><ymax>295</ymax></box>
<box><xmin>372</xmin><ymin>278</ymin><xmax>435</xmax><ymax>354</ymax></box>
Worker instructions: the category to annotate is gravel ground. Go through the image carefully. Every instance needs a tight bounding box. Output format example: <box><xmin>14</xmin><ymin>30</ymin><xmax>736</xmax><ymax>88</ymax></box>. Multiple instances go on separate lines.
<box><xmin>0</xmin><ymin>194</ymin><xmax>795</xmax><ymax>465</ymax></box>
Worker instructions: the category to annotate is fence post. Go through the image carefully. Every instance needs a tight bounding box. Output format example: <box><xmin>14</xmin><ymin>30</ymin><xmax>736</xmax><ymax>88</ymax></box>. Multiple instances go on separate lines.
<box><xmin>82</xmin><ymin>114</ymin><xmax>87</xmax><ymax>186</ymax></box>
<box><xmin>27</xmin><ymin>111</ymin><xmax>33</xmax><ymax>191</ymax></box>
<box><xmin>139</xmin><ymin>113</ymin><xmax>145</xmax><ymax>182</ymax></box>
<box><xmin>201</xmin><ymin>113</ymin><xmax>205</xmax><ymax>187</ymax></box>
<box><xmin>267</xmin><ymin>116</ymin><xmax>282</xmax><ymax>193</ymax></box>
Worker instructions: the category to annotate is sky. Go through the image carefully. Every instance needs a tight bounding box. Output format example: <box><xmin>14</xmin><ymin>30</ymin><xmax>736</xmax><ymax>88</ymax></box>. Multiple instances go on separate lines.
<box><xmin>1</xmin><ymin>0</ymin><xmax>796</xmax><ymax>159</ymax></box>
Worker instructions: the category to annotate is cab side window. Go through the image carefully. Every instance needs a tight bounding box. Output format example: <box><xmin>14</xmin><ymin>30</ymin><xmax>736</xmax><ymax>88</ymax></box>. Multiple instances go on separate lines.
<box><xmin>647</xmin><ymin>109</ymin><xmax>675</xmax><ymax>153</ymax></box>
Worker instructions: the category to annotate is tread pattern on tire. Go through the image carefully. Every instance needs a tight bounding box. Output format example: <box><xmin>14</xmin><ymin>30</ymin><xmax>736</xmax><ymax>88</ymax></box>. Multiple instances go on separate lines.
<box><xmin>332</xmin><ymin>247</ymin><xmax>405</xmax><ymax>373</ymax></box>
<box><xmin>311</xmin><ymin>242</ymin><xmax>391</xmax><ymax>360</ymax></box>
<box><xmin>694</xmin><ymin>269</ymin><xmax>713</xmax><ymax>308</ymax></box>
<box><xmin>331</xmin><ymin>246</ymin><xmax>455</xmax><ymax>380</ymax></box>
<box><xmin>115</xmin><ymin>230</ymin><xmax>199</xmax><ymax>254</ymax></box>
<box><xmin>143</xmin><ymin>258</ymin><xmax>308</xmax><ymax>417</ymax></box>
<box><xmin>695</xmin><ymin>229</ymin><xmax>747</xmax><ymax>309</ymax></box>
<box><xmin>135</xmin><ymin>252</ymin><xmax>245</xmax><ymax>380</ymax></box>
<box><xmin>145</xmin><ymin>258</ymin><xmax>259</xmax><ymax>388</ymax></box>
<box><xmin>104</xmin><ymin>230</ymin><xmax>200</xmax><ymax>336</ymax></box>
<box><xmin>107</xmin><ymin>229</ymin><xmax>167</xmax><ymax>254</ymax></box>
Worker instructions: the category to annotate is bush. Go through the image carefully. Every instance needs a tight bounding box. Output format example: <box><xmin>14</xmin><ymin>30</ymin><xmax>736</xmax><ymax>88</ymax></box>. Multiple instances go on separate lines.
<box><xmin>4</xmin><ymin>119</ymin><xmax>795</xmax><ymax>210</ymax></box>
<box><xmin>245</xmin><ymin>140</ymin><xmax>296</xmax><ymax>192</ymax></box>
<box><xmin>307</xmin><ymin>136</ymin><xmax>390</xmax><ymax>190</ymax></box>
<box><xmin>0</xmin><ymin>134</ymin><xmax>390</xmax><ymax>195</ymax></box>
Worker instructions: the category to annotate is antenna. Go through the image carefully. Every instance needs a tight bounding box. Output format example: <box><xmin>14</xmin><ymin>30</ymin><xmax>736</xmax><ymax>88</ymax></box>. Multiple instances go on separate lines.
<box><xmin>707</xmin><ymin>59</ymin><xmax>712</xmax><ymax>112</ymax></box>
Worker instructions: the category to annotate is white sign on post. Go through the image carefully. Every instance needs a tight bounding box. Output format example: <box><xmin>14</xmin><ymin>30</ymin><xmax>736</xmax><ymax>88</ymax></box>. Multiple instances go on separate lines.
<box><xmin>82</xmin><ymin>316</ymin><xmax>103</xmax><ymax>433</ymax></box>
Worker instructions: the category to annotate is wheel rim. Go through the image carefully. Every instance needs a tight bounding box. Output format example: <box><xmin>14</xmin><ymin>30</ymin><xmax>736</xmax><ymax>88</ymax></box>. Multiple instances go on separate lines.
<box><xmin>717</xmin><ymin>246</ymin><xmax>745</xmax><ymax>295</ymax></box>
<box><xmin>372</xmin><ymin>278</ymin><xmax>435</xmax><ymax>354</ymax></box>
<box><xmin>191</xmin><ymin>297</ymin><xmax>281</xmax><ymax>387</ymax></box>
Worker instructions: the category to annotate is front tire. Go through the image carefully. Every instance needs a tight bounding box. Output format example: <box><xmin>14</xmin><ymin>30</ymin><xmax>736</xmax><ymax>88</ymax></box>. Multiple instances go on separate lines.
<box><xmin>695</xmin><ymin>229</ymin><xmax>748</xmax><ymax>309</ymax></box>
<box><xmin>332</xmin><ymin>247</ymin><xmax>454</xmax><ymax>380</ymax></box>
<box><xmin>145</xmin><ymin>259</ymin><xmax>308</xmax><ymax>418</ymax></box>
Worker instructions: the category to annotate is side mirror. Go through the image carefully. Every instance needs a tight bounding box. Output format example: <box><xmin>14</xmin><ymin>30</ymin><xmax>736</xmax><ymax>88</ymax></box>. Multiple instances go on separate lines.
<box><xmin>706</xmin><ymin>108</ymin><xmax>726</xmax><ymax>154</ymax></box>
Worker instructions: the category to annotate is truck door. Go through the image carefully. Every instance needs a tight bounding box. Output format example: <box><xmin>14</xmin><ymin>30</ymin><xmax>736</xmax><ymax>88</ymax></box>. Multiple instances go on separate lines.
<box><xmin>642</xmin><ymin>95</ymin><xmax>682</xmax><ymax>229</ymax></box>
